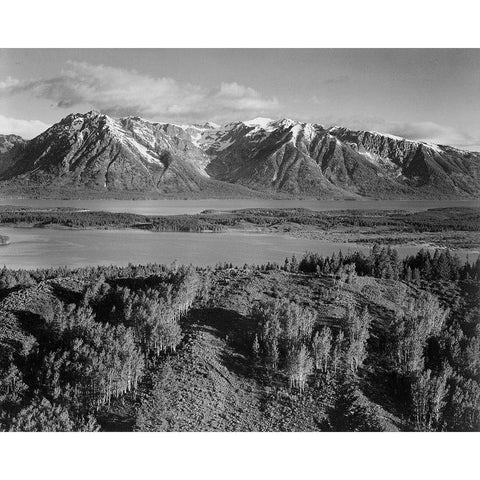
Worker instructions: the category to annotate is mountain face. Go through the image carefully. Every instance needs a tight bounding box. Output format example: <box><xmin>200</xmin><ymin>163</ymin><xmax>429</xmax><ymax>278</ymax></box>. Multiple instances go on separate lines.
<box><xmin>0</xmin><ymin>134</ymin><xmax>27</xmax><ymax>175</ymax></box>
<box><xmin>0</xmin><ymin>111</ymin><xmax>220</xmax><ymax>193</ymax></box>
<box><xmin>329</xmin><ymin>126</ymin><xmax>480</xmax><ymax>197</ymax></box>
<box><xmin>196</xmin><ymin>119</ymin><xmax>480</xmax><ymax>198</ymax></box>
<box><xmin>1</xmin><ymin>112</ymin><xmax>479</xmax><ymax>199</ymax></box>
<box><xmin>196</xmin><ymin>119</ymin><xmax>405</xmax><ymax>198</ymax></box>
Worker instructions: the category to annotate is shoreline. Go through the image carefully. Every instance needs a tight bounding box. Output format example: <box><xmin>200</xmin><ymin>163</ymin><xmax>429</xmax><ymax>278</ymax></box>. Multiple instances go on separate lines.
<box><xmin>0</xmin><ymin>204</ymin><xmax>478</xmax><ymax>257</ymax></box>
<box><xmin>1</xmin><ymin>222</ymin><xmax>479</xmax><ymax>254</ymax></box>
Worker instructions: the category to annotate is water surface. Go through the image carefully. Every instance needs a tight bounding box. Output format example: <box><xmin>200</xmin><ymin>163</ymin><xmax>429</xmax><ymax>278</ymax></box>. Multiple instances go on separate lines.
<box><xmin>0</xmin><ymin>227</ymin><xmax>476</xmax><ymax>270</ymax></box>
<box><xmin>0</xmin><ymin>198</ymin><xmax>478</xmax><ymax>216</ymax></box>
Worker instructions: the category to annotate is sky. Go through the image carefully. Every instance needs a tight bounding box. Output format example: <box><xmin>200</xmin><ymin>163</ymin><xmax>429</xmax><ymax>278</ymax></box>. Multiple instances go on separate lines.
<box><xmin>0</xmin><ymin>49</ymin><xmax>479</xmax><ymax>150</ymax></box>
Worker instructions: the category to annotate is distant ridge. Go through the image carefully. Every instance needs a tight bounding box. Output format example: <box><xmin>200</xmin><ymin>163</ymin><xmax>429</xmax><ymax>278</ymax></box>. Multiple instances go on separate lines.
<box><xmin>1</xmin><ymin>111</ymin><xmax>479</xmax><ymax>199</ymax></box>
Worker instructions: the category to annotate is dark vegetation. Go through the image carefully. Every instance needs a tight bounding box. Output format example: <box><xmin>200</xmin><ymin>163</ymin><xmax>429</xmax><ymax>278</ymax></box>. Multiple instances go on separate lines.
<box><xmin>0</xmin><ymin>243</ymin><xmax>478</xmax><ymax>431</ymax></box>
<box><xmin>0</xmin><ymin>205</ymin><xmax>478</xmax><ymax>237</ymax></box>
<box><xmin>198</xmin><ymin>206</ymin><xmax>480</xmax><ymax>233</ymax></box>
<box><xmin>0</xmin><ymin>181</ymin><xmax>280</xmax><ymax>201</ymax></box>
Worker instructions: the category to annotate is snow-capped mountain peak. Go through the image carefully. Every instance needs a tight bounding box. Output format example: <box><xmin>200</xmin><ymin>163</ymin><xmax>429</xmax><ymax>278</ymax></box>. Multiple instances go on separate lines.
<box><xmin>2</xmin><ymin>111</ymin><xmax>479</xmax><ymax>199</ymax></box>
<box><xmin>242</xmin><ymin>117</ymin><xmax>274</xmax><ymax>128</ymax></box>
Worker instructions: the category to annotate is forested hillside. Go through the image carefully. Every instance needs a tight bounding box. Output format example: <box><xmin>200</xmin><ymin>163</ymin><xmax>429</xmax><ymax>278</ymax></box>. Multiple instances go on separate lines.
<box><xmin>0</xmin><ymin>246</ymin><xmax>478</xmax><ymax>431</ymax></box>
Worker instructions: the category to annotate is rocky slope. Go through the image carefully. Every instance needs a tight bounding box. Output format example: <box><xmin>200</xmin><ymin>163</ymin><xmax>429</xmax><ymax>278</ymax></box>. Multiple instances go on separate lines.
<box><xmin>1</xmin><ymin>112</ymin><xmax>479</xmax><ymax>199</ymax></box>
<box><xmin>329</xmin><ymin>126</ymin><xmax>480</xmax><ymax>197</ymax></box>
<box><xmin>0</xmin><ymin>134</ymin><xmax>26</xmax><ymax>175</ymax></box>
<box><xmin>0</xmin><ymin>112</ymin><xmax>255</xmax><ymax>196</ymax></box>
<box><xmin>197</xmin><ymin>118</ymin><xmax>480</xmax><ymax>198</ymax></box>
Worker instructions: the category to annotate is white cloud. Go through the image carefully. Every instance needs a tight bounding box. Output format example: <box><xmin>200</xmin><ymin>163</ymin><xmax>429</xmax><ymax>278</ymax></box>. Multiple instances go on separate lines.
<box><xmin>321</xmin><ymin>113</ymin><xmax>479</xmax><ymax>151</ymax></box>
<box><xmin>389</xmin><ymin>121</ymin><xmax>478</xmax><ymax>148</ymax></box>
<box><xmin>0</xmin><ymin>77</ymin><xmax>19</xmax><ymax>89</ymax></box>
<box><xmin>0</xmin><ymin>114</ymin><xmax>50</xmax><ymax>139</ymax></box>
<box><xmin>0</xmin><ymin>61</ymin><xmax>279</xmax><ymax>122</ymax></box>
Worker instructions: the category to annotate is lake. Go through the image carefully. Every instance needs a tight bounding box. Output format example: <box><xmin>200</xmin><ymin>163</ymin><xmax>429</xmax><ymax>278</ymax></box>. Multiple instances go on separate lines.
<box><xmin>0</xmin><ymin>199</ymin><xmax>478</xmax><ymax>270</ymax></box>
<box><xmin>0</xmin><ymin>227</ymin><xmax>477</xmax><ymax>270</ymax></box>
<box><xmin>0</xmin><ymin>198</ymin><xmax>479</xmax><ymax>216</ymax></box>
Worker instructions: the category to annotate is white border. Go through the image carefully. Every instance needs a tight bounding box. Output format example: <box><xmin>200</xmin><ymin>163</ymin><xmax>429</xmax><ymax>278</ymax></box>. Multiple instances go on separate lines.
<box><xmin>0</xmin><ymin>432</ymin><xmax>478</xmax><ymax>479</ymax></box>
<box><xmin>1</xmin><ymin>0</ymin><xmax>479</xmax><ymax>48</ymax></box>
<box><xmin>1</xmin><ymin>1</ymin><xmax>478</xmax><ymax>478</ymax></box>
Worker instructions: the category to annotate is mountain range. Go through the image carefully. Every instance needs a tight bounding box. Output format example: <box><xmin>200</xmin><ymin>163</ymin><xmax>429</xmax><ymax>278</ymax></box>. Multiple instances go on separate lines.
<box><xmin>1</xmin><ymin>110</ymin><xmax>479</xmax><ymax>199</ymax></box>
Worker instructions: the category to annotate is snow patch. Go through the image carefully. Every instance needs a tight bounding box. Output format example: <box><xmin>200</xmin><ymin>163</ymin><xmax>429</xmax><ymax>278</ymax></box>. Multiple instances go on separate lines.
<box><xmin>290</xmin><ymin>124</ymin><xmax>302</xmax><ymax>143</ymax></box>
<box><xmin>274</xmin><ymin>118</ymin><xmax>298</xmax><ymax>130</ymax></box>
<box><xmin>132</xmin><ymin>126</ymin><xmax>156</xmax><ymax>146</ymax></box>
<box><xmin>243</xmin><ymin>117</ymin><xmax>274</xmax><ymax>128</ymax></box>
<box><xmin>421</xmin><ymin>142</ymin><xmax>444</xmax><ymax>153</ymax></box>
<box><xmin>126</xmin><ymin>137</ymin><xmax>162</xmax><ymax>165</ymax></box>
<box><xmin>103</xmin><ymin>117</ymin><xmax>163</xmax><ymax>165</ymax></box>
<box><xmin>358</xmin><ymin>150</ymin><xmax>402</xmax><ymax>175</ymax></box>
<box><xmin>302</xmin><ymin>123</ymin><xmax>318</xmax><ymax>142</ymax></box>
<box><xmin>191</xmin><ymin>153</ymin><xmax>211</xmax><ymax>177</ymax></box>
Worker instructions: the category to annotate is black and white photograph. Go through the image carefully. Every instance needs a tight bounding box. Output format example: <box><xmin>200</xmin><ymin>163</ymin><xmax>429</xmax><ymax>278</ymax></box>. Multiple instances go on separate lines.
<box><xmin>0</xmin><ymin>1</ymin><xmax>479</xmax><ymax>478</ymax></box>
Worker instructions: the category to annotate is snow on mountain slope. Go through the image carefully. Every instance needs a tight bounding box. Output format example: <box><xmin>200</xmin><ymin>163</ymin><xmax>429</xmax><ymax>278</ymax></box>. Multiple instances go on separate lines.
<box><xmin>0</xmin><ymin>111</ymin><xmax>216</xmax><ymax>192</ymax></box>
<box><xmin>327</xmin><ymin>126</ymin><xmax>480</xmax><ymax>196</ymax></box>
<box><xmin>243</xmin><ymin>117</ymin><xmax>274</xmax><ymax>128</ymax></box>
<box><xmin>2</xmin><ymin>112</ymin><xmax>479</xmax><ymax>198</ymax></box>
<box><xmin>193</xmin><ymin>119</ymin><xmax>480</xmax><ymax>198</ymax></box>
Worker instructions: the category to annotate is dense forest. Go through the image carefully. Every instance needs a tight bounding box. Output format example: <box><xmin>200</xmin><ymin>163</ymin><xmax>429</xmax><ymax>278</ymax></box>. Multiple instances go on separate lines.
<box><xmin>0</xmin><ymin>205</ymin><xmax>478</xmax><ymax>236</ymax></box>
<box><xmin>0</xmin><ymin>244</ymin><xmax>478</xmax><ymax>431</ymax></box>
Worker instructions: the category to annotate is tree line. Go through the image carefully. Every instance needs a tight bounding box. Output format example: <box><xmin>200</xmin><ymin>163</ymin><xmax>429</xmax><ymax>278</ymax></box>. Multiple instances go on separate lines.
<box><xmin>1</xmin><ymin>205</ymin><xmax>478</xmax><ymax>234</ymax></box>
<box><xmin>297</xmin><ymin>245</ymin><xmax>480</xmax><ymax>282</ymax></box>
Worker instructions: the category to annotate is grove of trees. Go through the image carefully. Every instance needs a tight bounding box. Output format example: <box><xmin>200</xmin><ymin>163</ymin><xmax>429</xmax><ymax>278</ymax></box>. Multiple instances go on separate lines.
<box><xmin>0</xmin><ymin>241</ymin><xmax>478</xmax><ymax>431</ymax></box>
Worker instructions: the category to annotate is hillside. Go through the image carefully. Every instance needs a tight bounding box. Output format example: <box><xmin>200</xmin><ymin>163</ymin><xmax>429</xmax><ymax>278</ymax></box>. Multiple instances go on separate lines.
<box><xmin>1</xmin><ymin>112</ymin><xmax>479</xmax><ymax>199</ymax></box>
<box><xmin>0</xmin><ymin>134</ymin><xmax>26</xmax><ymax>175</ymax></box>
<box><xmin>0</xmin><ymin>267</ymin><xmax>407</xmax><ymax>431</ymax></box>
<box><xmin>0</xmin><ymin>249</ymin><xmax>478</xmax><ymax>432</ymax></box>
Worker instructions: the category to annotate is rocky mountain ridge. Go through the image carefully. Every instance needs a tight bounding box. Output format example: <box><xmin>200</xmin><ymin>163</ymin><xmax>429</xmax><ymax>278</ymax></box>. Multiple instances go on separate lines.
<box><xmin>1</xmin><ymin>111</ymin><xmax>479</xmax><ymax>199</ymax></box>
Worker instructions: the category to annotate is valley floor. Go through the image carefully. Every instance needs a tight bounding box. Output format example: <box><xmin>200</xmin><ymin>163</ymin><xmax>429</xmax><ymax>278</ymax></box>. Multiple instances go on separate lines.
<box><xmin>1</xmin><ymin>205</ymin><xmax>479</xmax><ymax>251</ymax></box>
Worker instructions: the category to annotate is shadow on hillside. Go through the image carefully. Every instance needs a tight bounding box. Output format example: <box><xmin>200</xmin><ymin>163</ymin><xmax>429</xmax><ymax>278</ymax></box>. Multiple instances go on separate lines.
<box><xmin>359</xmin><ymin>367</ymin><xmax>409</xmax><ymax>431</ymax></box>
<box><xmin>15</xmin><ymin>309</ymin><xmax>49</xmax><ymax>342</ymax></box>
<box><xmin>184</xmin><ymin>307</ymin><xmax>258</xmax><ymax>380</ymax></box>
<box><xmin>0</xmin><ymin>285</ymin><xmax>24</xmax><ymax>302</ymax></box>
<box><xmin>49</xmin><ymin>283</ymin><xmax>84</xmax><ymax>305</ymax></box>
<box><xmin>185</xmin><ymin>307</ymin><xmax>256</xmax><ymax>350</ymax></box>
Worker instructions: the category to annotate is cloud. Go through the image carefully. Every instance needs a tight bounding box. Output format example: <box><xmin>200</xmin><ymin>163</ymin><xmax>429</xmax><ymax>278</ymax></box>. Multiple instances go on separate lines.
<box><xmin>389</xmin><ymin>121</ymin><xmax>478</xmax><ymax>148</ymax></box>
<box><xmin>0</xmin><ymin>77</ymin><xmax>19</xmax><ymax>89</ymax></box>
<box><xmin>0</xmin><ymin>61</ymin><xmax>279</xmax><ymax>122</ymax></box>
<box><xmin>0</xmin><ymin>114</ymin><xmax>50</xmax><ymax>139</ymax></box>
<box><xmin>321</xmin><ymin>114</ymin><xmax>479</xmax><ymax>151</ymax></box>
